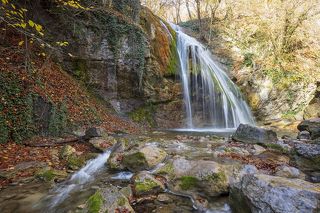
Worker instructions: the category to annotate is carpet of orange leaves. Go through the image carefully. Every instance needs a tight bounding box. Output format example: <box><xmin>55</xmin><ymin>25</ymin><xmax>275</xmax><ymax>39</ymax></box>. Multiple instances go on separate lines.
<box><xmin>0</xmin><ymin>26</ymin><xmax>142</xmax><ymax>187</ymax></box>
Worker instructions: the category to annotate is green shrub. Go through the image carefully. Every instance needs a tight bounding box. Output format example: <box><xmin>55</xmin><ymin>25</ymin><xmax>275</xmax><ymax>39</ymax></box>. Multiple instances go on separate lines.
<box><xmin>0</xmin><ymin>72</ymin><xmax>35</xmax><ymax>143</ymax></box>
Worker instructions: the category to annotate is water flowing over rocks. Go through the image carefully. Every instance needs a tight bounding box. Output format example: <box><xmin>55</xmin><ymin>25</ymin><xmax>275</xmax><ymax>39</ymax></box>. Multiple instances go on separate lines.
<box><xmin>232</xmin><ymin>124</ymin><xmax>278</xmax><ymax>144</ymax></box>
<box><xmin>2</xmin><ymin>130</ymin><xmax>320</xmax><ymax>213</ymax></box>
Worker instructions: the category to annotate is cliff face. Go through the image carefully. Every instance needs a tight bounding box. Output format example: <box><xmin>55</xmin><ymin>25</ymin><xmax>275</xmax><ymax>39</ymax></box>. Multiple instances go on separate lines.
<box><xmin>35</xmin><ymin>1</ymin><xmax>183</xmax><ymax>128</ymax></box>
<box><xmin>0</xmin><ymin>0</ymin><xmax>185</xmax><ymax>143</ymax></box>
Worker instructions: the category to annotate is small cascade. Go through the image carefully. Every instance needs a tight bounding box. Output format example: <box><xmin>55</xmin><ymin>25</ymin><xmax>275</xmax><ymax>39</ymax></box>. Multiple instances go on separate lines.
<box><xmin>43</xmin><ymin>149</ymin><xmax>112</xmax><ymax>209</ymax></box>
<box><xmin>170</xmin><ymin>24</ymin><xmax>255</xmax><ymax>130</ymax></box>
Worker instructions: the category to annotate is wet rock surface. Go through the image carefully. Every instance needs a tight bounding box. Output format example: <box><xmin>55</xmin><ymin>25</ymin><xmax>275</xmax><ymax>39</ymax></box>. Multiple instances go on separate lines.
<box><xmin>232</xmin><ymin>124</ymin><xmax>278</xmax><ymax>144</ymax></box>
<box><xmin>85</xmin><ymin>185</ymin><xmax>135</xmax><ymax>213</ymax></box>
<box><xmin>230</xmin><ymin>174</ymin><xmax>320</xmax><ymax>213</ymax></box>
<box><xmin>274</xmin><ymin>165</ymin><xmax>305</xmax><ymax>179</ymax></box>
<box><xmin>168</xmin><ymin>157</ymin><xmax>229</xmax><ymax>196</ymax></box>
<box><xmin>132</xmin><ymin>171</ymin><xmax>165</xmax><ymax>196</ymax></box>
<box><xmin>298</xmin><ymin>118</ymin><xmax>320</xmax><ymax>140</ymax></box>
<box><xmin>123</xmin><ymin>145</ymin><xmax>167</xmax><ymax>172</ymax></box>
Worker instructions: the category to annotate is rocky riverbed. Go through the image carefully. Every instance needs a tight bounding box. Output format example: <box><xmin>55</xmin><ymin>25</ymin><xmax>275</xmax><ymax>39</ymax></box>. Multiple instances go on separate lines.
<box><xmin>0</xmin><ymin>120</ymin><xmax>320</xmax><ymax>213</ymax></box>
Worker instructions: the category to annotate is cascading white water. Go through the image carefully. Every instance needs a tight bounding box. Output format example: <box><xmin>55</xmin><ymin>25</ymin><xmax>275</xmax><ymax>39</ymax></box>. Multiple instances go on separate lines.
<box><xmin>170</xmin><ymin>24</ymin><xmax>255</xmax><ymax>130</ymax></box>
<box><xmin>46</xmin><ymin>149</ymin><xmax>112</xmax><ymax>208</ymax></box>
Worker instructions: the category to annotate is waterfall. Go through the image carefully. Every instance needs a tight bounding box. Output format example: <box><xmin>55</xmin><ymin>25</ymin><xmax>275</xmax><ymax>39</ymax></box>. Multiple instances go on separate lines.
<box><xmin>170</xmin><ymin>24</ymin><xmax>255</xmax><ymax>130</ymax></box>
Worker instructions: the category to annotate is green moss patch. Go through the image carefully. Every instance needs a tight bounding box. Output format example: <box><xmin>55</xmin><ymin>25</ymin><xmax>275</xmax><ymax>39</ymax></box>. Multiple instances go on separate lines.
<box><xmin>36</xmin><ymin>170</ymin><xmax>55</xmax><ymax>182</ymax></box>
<box><xmin>87</xmin><ymin>191</ymin><xmax>103</xmax><ymax>213</ymax></box>
<box><xmin>36</xmin><ymin>169</ymin><xmax>67</xmax><ymax>182</ymax></box>
<box><xmin>204</xmin><ymin>172</ymin><xmax>227</xmax><ymax>183</ymax></box>
<box><xmin>128</xmin><ymin>104</ymin><xmax>156</xmax><ymax>127</ymax></box>
<box><xmin>265</xmin><ymin>143</ymin><xmax>289</xmax><ymax>154</ymax></box>
<box><xmin>67</xmin><ymin>155</ymin><xmax>86</xmax><ymax>170</ymax></box>
<box><xmin>135</xmin><ymin>179</ymin><xmax>159</xmax><ymax>193</ymax></box>
<box><xmin>156</xmin><ymin>163</ymin><xmax>174</xmax><ymax>178</ymax></box>
<box><xmin>166</xmin><ymin>34</ymin><xmax>179</xmax><ymax>76</ymax></box>
<box><xmin>123</xmin><ymin>152</ymin><xmax>147</xmax><ymax>171</ymax></box>
<box><xmin>179</xmin><ymin>176</ymin><xmax>199</xmax><ymax>190</ymax></box>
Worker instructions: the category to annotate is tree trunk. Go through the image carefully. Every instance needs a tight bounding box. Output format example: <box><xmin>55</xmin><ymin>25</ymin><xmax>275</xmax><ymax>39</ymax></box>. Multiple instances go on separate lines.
<box><xmin>186</xmin><ymin>0</ymin><xmax>193</xmax><ymax>20</ymax></box>
<box><xmin>195</xmin><ymin>0</ymin><xmax>202</xmax><ymax>33</ymax></box>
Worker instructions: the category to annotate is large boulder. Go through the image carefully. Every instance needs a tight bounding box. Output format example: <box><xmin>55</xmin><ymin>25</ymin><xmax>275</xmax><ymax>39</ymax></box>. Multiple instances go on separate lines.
<box><xmin>85</xmin><ymin>185</ymin><xmax>134</xmax><ymax>213</ymax></box>
<box><xmin>298</xmin><ymin>118</ymin><xmax>320</xmax><ymax>140</ymax></box>
<box><xmin>230</xmin><ymin>174</ymin><xmax>320</xmax><ymax>213</ymax></box>
<box><xmin>158</xmin><ymin>157</ymin><xmax>229</xmax><ymax>196</ymax></box>
<box><xmin>293</xmin><ymin>141</ymin><xmax>320</xmax><ymax>174</ymax></box>
<box><xmin>123</xmin><ymin>145</ymin><xmax>167</xmax><ymax>172</ymax></box>
<box><xmin>108</xmin><ymin>140</ymin><xmax>127</xmax><ymax>170</ymax></box>
<box><xmin>232</xmin><ymin>124</ymin><xmax>277</xmax><ymax>144</ymax></box>
<box><xmin>294</xmin><ymin>142</ymin><xmax>320</xmax><ymax>159</ymax></box>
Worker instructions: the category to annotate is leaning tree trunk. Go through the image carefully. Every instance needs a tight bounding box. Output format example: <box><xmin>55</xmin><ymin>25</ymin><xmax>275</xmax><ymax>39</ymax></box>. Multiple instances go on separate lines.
<box><xmin>186</xmin><ymin>0</ymin><xmax>193</xmax><ymax>20</ymax></box>
<box><xmin>195</xmin><ymin>0</ymin><xmax>202</xmax><ymax>33</ymax></box>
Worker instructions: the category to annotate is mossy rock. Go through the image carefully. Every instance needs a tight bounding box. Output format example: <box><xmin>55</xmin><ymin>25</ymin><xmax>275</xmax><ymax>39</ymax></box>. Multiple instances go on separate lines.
<box><xmin>85</xmin><ymin>185</ymin><xmax>134</xmax><ymax>213</ymax></box>
<box><xmin>133</xmin><ymin>171</ymin><xmax>165</xmax><ymax>196</ymax></box>
<box><xmin>122</xmin><ymin>145</ymin><xmax>167</xmax><ymax>172</ymax></box>
<box><xmin>171</xmin><ymin>158</ymin><xmax>229</xmax><ymax>196</ymax></box>
<box><xmin>35</xmin><ymin>168</ymin><xmax>67</xmax><ymax>182</ymax></box>
<box><xmin>202</xmin><ymin>171</ymin><xmax>228</xmax><ymax>196</ymax></box>
<box><xmin>108</xmin><ymin>152</ymin><xmax>125</xmax><ymax>170</ymax></box>
<box><xmin>60</xmin><ymin>145</ymin><xmax>76</xmax><ymax>159</ymax></box>
<box><xmin>123</xmin><ymin>152</ymin><xmax>147</xmax><ymax>172</ymax></box>
<box><xmin>166</xmin><ymin>32</ymin><xmax>179</xmax><ymax>76</ymax></box>
<box><xmin>87</xmin><ymin>191</ymin><xmax>103</xmax><ymax>213</ymax></box>
<box><xmin>155</xmin><ymin>162</ymin><xmax>175</xmax><ymax>179</ymax></box>
<box><xmin>67</xmin><ymin>155</ymin><xmax>86</xmax><ymax>170</ymax></box>
<box><xmin>248</xmin><ymin>93</ymin><xmax>260</xmax><ymax>111</ymax></box>
<box><xmin>265</xmin><ymin>143</ymin><xmax>289</xmax><ymax>154</ymax></box>
<box><xmin>294</xmin><ymin>155</ymin><xmax>320</xmax><ymax>172</ymax></box>
<box><xmin>178</xmin><ymin>176</ymin><xmax>199</xmax><ymax>190</ymax></box>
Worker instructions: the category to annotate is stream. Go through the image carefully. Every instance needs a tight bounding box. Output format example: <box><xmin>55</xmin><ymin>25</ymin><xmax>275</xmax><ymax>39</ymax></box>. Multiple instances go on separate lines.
<box><xmin>0</xmin><ymin>130</ymin><xmax>236</xmax><ymax>213</ymax></box>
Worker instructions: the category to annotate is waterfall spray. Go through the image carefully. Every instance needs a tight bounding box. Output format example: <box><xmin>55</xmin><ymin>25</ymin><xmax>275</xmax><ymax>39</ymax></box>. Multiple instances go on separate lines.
<box><xmin>170</xmin><ymin>24</ymin><xmax>255</xmax><ymax>130</ymax></box>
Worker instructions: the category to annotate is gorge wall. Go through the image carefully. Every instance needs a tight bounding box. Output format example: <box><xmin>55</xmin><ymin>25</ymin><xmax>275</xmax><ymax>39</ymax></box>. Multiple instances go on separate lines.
<box><xmin>32</xmin><ymin>0</ymin><xmax>184</xmax><ymax>128</ymax></box>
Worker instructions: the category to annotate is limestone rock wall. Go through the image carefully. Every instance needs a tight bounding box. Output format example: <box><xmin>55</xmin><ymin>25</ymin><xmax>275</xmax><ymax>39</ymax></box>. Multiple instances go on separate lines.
<box><xmin>34</xmin><ymin>2</ymin><xmax>184</xmax><ymax>128</ymax></box>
